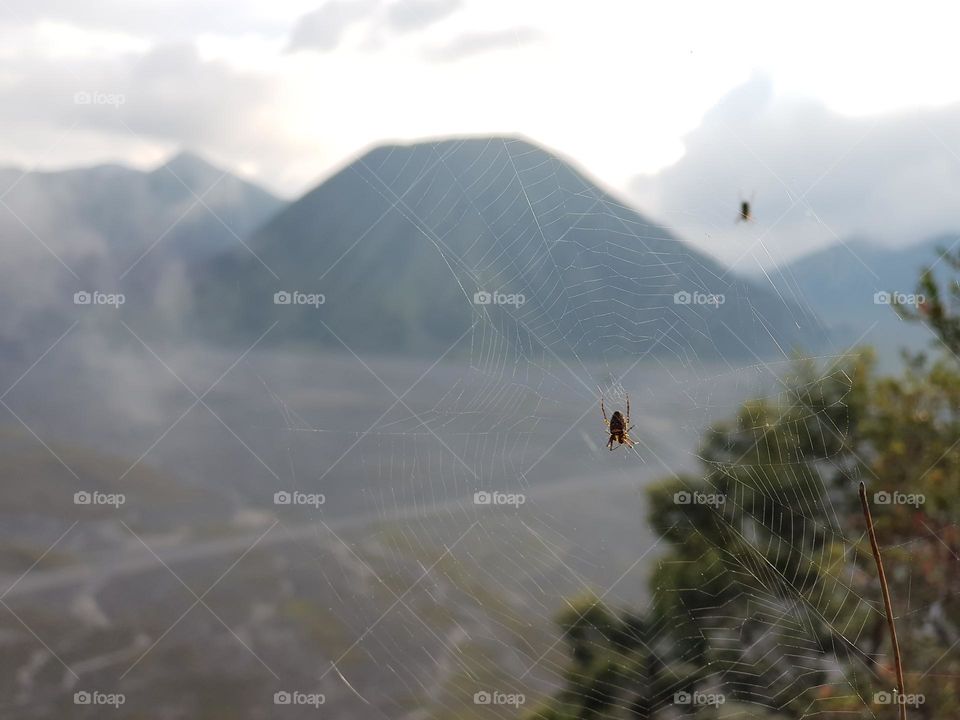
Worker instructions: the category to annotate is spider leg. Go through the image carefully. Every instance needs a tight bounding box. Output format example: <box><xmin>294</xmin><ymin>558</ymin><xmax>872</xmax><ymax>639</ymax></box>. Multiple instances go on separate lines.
<box><xmin>598</xmin><ymin>386</ymin><xmax>607</xmax><ymax>423</ymax></box>
<box><xmin>626</xmin><ymin>394</ymin><xmax>630</xmax><ymax>426</ymax></box>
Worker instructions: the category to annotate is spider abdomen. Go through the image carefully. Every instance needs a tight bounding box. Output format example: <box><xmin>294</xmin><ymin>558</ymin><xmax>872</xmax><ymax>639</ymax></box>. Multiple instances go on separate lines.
<box><xmin>609</xmin><ymin>411</ymin><xmax>626</xmax><ymax>433</ymax></box>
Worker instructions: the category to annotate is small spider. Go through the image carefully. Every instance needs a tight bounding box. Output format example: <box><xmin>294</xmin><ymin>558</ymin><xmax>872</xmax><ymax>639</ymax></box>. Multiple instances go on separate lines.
<box><xmin>736</xmin><ymin>193</ymin><xmax>755</xmax><ymax>223</ymax></box>
<box><xmin>599</xmin><ymin>388</ymin><xmax>635</xmax><ymax>451</ymax></box>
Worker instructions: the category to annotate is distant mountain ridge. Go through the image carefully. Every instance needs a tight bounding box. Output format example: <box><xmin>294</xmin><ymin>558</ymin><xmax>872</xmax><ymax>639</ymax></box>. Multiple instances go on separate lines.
<box><xmin>0</xmin><ymin>151</ymin><xmax>284</xmax><ymax>356</ymax></box>
<box><xmin>762</xmin><ymin>236</ymin><xmax>950</xmax><ymax>300</ymax></box>
<box><xmin>0</xmin><ymin>150</ymin><xmax>283</xmax><ymax>266</ymax></box>
<box><xmin>195</xmin><ymin>136</ymin><xmax>827</xmax><ymax>361</ymax></box>
<box><xmin>763</xmin><ymin>234</ymin><xmax>956</xmax><ymax>362</ymax></box>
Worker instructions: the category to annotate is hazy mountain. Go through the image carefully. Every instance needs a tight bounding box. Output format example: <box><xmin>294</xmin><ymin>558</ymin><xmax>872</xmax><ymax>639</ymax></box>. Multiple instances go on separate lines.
<box><xmin>142</xmin><ymin>151</ymin><xmax>285</xmax><ymax>260</ymax></box>
<box><xmin>0</xmin><ymin>151</ymin><xmax>284</xmax><ymax>355</ymax></box>
<box><xmin>0</xmin><ymin>150</ymin><xmax>283</xmax><ymax>270</ymax></box>
<box><xmin>762</xmin><ymin>235</ymin><xmax>954</xmax><ymax>361</ymax></box>
<box><xmin>763</xmin><ymin>235</ymin><xmax>949</xmax><ymax>307</ymax></box>
<box><xmin>196</xmin><ymin>137</ymin><xmax>826</xmax><ymax>361</ymax></box>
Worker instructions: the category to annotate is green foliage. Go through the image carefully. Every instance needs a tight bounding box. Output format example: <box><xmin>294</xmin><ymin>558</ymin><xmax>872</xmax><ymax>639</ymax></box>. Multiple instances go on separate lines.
<box><xmin>896</xmin><ymin>245</ymin><xmax>960</xmax><ymax>355</ymax></box>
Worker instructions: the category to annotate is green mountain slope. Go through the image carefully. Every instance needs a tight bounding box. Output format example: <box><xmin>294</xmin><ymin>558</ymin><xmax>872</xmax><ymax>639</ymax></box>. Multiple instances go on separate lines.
<box><xmin>196</xmin><ymin>137</ymin><xmax>826</xmax><ymax>361</ymax></box>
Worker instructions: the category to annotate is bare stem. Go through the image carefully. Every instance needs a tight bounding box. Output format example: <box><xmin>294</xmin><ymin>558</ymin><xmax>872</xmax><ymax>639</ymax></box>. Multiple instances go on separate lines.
<box><xmin>859</xmin><ymin>481</ymin><xmax>907</xmax><ymax>720</ymax></box>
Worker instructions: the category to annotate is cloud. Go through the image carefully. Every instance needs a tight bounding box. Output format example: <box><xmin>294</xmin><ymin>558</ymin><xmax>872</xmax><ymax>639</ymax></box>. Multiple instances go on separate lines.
<box><xmin>0</xmin><ymin>43</ymin><xmax>272</xmax><ymax>147</ymax></box>
<box><xmin>287</xmin><ymin>0</ymin><xmax>380</xmax><ymax>53</ymax></box>
<box><xmin>123</xmin><ymin>45</ymin><xmax>274</xmax><ymax>144</ymax></box>
<box><xmin>629</xmin><ymin>75</ymin><xmax>960</xmax><ymax>269</ymax></box>
<box><xmin>0</xmin><ymin>40</ymin><xmax>292</xmax><ymax>189</ymax></box>
<box><xmin>385</xmin><ymin>0</ymin><xmax>461</xmax><ymax>33</ymax></box>
<box><xmin>0</xmin><ymin>0</ymin><xmax>285</xmax><ymax>40</ymax></box>
<box><xmin>424</xmin><ymin>26</ymin><xmax>538</xmax><ymax>62</ymax></box>
<box><xmin>288</xmin><ymin>0</ymin><xmax>463</xmax><ymax>53</ymax></box>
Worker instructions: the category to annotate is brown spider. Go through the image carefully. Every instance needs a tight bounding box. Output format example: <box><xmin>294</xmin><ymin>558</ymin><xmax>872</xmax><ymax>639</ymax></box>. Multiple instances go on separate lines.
<box><xmin>736</xmin><ymin>193</ymin><xmax>755</xmax><ymax>223</ymax></box>
<box><xmin>599</xmin><ymin>389</ymin><xmax>635</xmax><ymax>451</ymax></box>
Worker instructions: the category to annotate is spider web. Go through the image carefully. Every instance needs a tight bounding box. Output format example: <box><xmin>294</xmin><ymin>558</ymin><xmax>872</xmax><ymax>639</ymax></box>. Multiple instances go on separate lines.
<box><xmin>252</xmin><ymin>138</ymin><xmax>905</xmax><ymax>719</ymax></box>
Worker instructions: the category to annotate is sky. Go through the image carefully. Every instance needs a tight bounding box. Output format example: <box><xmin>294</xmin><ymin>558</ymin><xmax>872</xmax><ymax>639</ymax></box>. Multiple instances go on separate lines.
<box><xmin>4</xmin><ymin>0</ymin><xmax>960</xmax><ymax>268</ymax></box>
